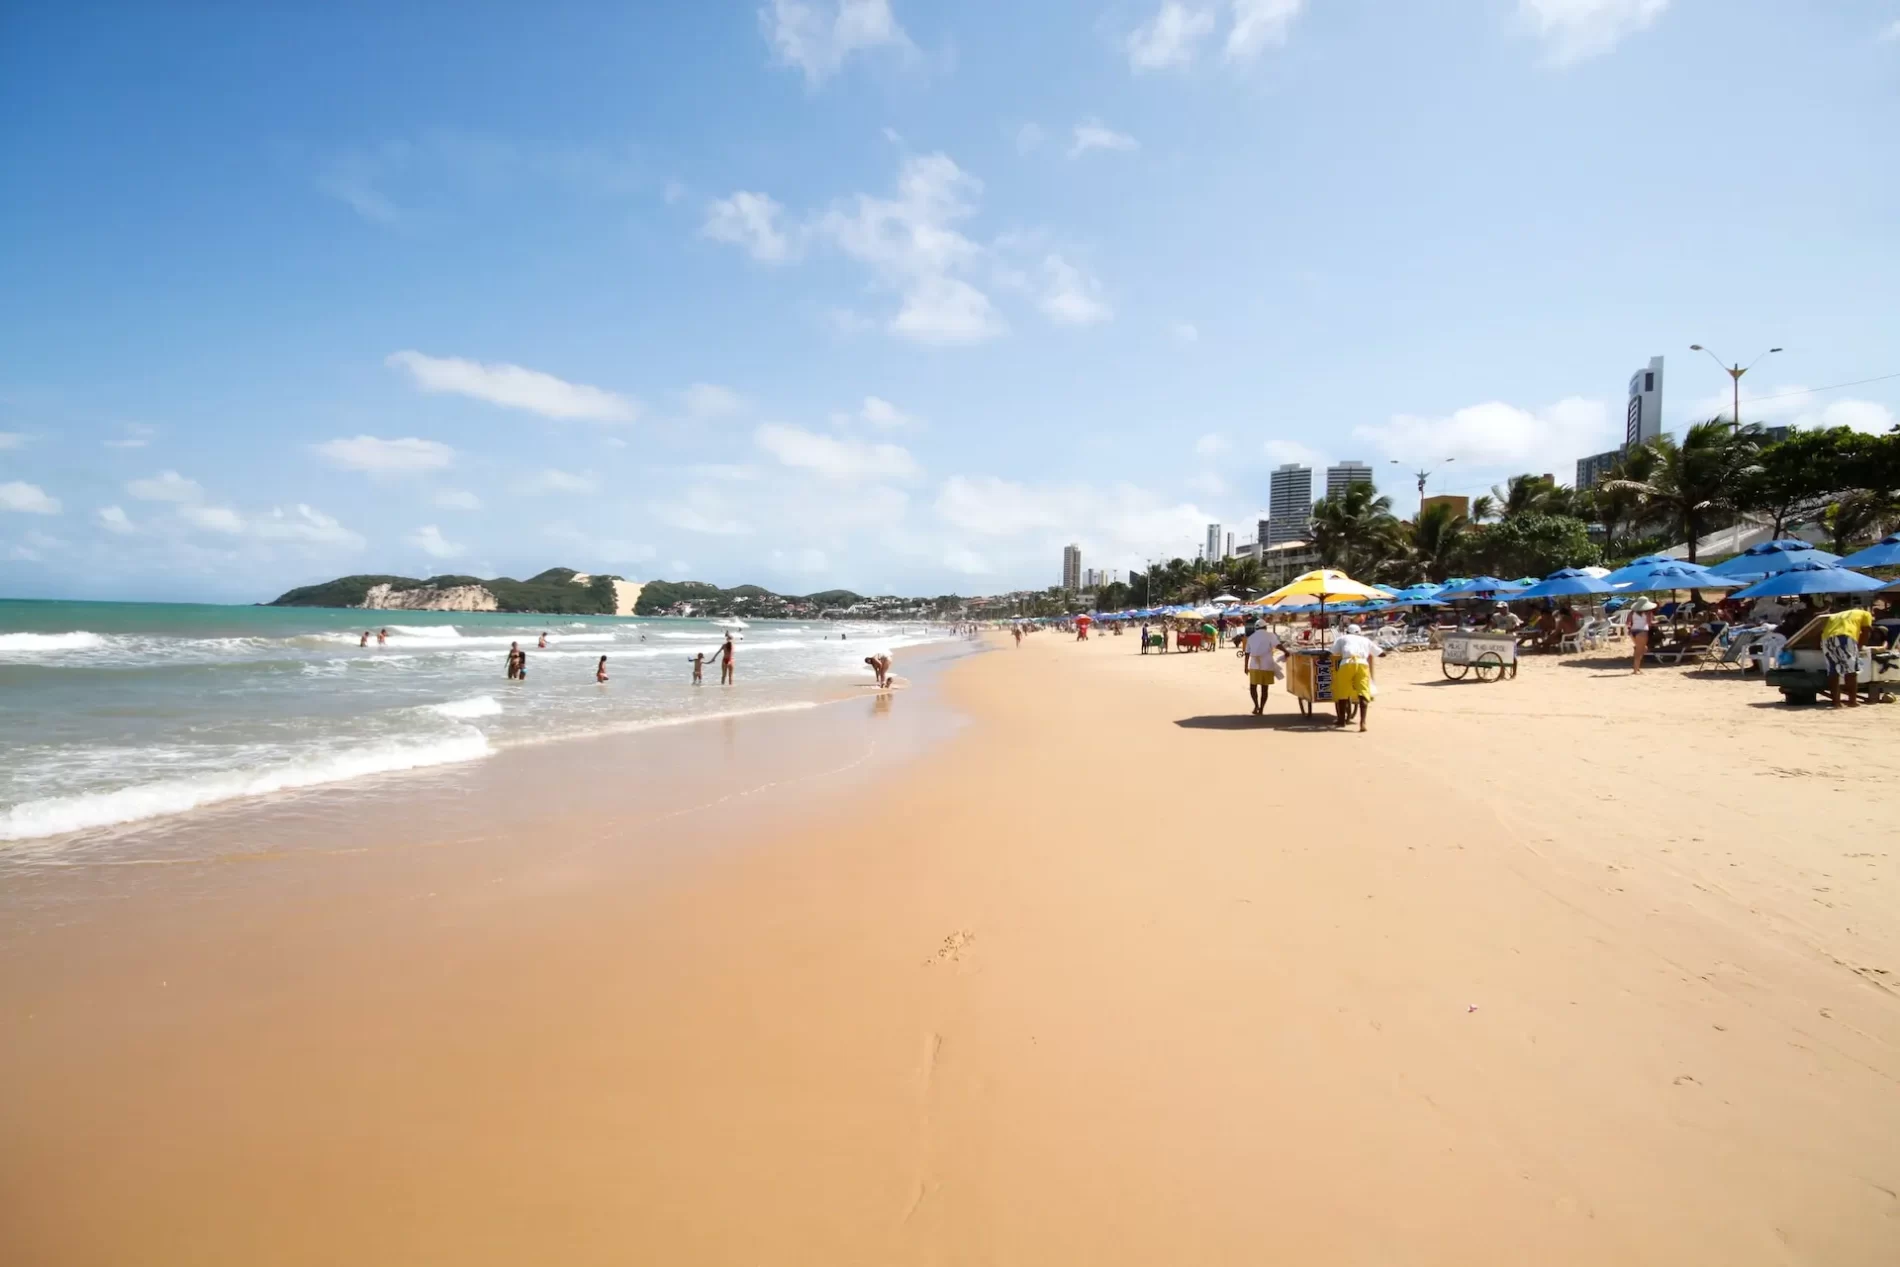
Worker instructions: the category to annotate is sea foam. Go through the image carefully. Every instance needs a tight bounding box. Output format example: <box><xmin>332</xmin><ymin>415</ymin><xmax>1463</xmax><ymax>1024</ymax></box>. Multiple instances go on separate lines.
<box><xmin>0</xmin><ymin>631</ymin><xmax>107</xmax><ymax>653</ymax></box>
<box><xmin>0</xmin><ymin>732</ymin><xmax>492</xmax><ymax>842</ymax></box>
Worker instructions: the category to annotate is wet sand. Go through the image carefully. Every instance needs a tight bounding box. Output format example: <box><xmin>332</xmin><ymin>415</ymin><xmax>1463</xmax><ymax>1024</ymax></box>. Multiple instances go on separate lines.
<box><xmin>3</xmin><ymin>631</ymin><xmax>1898</xmax><ymax>1264</ymax></box>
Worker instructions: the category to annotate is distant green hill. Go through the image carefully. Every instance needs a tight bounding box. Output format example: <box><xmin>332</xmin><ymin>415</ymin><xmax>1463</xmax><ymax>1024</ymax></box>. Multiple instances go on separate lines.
<box><xmin>270</xmin><ymin>569</ymin><xmax>622</xmax><ymax>614</ymax></box>
<box><xmin>269</xmin><ymin>571</ymin><xmax>930</xmax><ymax>618</ymax></box>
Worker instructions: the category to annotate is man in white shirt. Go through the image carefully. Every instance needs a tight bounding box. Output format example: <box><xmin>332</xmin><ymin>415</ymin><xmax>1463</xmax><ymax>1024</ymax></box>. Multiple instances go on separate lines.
<box><xmin>1242</xmin><ymin>622</ymin><xmax>1285</xmax><ymax>715</ymax></box>
<box><xmin>1328</xmin><ymin>622</ymin><xmax>1382</xmax><ymax>732</ymax></box>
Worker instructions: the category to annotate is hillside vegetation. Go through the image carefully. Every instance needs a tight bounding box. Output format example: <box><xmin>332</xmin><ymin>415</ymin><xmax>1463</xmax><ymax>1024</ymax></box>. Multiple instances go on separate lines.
<box><xmin>270</xmin><ymin>569</ymin><xmax>622</xmax><ymax>614</ymax></box>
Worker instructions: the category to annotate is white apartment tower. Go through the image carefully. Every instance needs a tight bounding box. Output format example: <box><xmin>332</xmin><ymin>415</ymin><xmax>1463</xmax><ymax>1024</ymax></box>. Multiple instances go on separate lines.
<box><xmin>1266</xmin><ymin>463</ymin><xmax>1313</xmax><ymax>545</ymax></box>
<box><xmin>1325</xmin><ymin>461</ymin><xmax>1374</xmax><ymax>500</ymax></box>
<box><xmin>1205</xmin><ymin>523</ymin><xmax>1222</xmax><ymax>563</ymax></box>
<box><xmin>1062</xmin><ymin>543</ymin><xmax>1081</xmax><ymax>592</ymax></box>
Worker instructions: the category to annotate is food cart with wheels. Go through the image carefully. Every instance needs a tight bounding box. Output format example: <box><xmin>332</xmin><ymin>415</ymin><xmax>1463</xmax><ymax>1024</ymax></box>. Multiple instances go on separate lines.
<box><xmin>1285</xmin><ymin>647</ymin><xmax>1346</xmax><ymax>719</ymax></box>
<box><xmin>1440</xmin><ymin>631</ymin><xmax>1518</xmax><ymax>682</ymax></box>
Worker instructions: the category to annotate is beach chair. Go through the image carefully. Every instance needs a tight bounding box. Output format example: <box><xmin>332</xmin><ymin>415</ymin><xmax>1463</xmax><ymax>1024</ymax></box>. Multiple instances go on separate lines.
<box><xmin>1558</xmin><ymin>619</ymin><xmax>1596</xmax><ymax>655</ymax></box>
<box><xmin>1601</xmin><ymin>611</ymin><xmax>1628</xmax><ymax>642</ymax></box>
<box><xmin>1649</xmin><ymin>628</ymin><xmax>1718</xmax><ymax>667</ymax></box>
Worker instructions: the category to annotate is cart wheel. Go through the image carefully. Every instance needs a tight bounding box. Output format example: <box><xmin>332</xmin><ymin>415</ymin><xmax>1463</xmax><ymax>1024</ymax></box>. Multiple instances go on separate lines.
<box><xmin>1508</xmin><ymin>661</ymin><xmax>1518</xmax><ymax>679</ymax></box>
<box><xmin>1442</xmin><ymin>661</ymin><xmax>1468</xmax><ymax>681</ymax></box>
<box><xmin>1472</xmin><ymin>652</ymin><xmax>1505</xmax><ymax>682</ymax></box>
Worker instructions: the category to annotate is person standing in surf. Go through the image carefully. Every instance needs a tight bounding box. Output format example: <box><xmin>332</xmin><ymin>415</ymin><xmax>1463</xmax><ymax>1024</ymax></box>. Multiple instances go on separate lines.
<box><xmin>713</xmin><ymin>633</ymin><xmax>735</xmax><ymax>685</ymax></box>
<box><xmin>595</xmin><ymin>655</ymin><xmax>609</xmax><ymax>684</ymax></box>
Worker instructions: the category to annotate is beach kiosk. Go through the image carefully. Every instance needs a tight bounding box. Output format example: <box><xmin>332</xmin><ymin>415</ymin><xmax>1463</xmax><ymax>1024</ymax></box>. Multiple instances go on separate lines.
<box><xmin>1249</xmin><ymin>569</ymin><xmax>1390</xmax><ymax>722</ymax></box>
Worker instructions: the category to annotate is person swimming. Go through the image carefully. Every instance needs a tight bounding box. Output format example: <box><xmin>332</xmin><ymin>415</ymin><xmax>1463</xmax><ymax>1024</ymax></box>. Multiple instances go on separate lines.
<box><xmin>596</xmin><ymin>654</ymin><xmax>609</xmax><ymax>683</ymax></box>
<box><xmin>377</xmin><ymin>628</ymin><xmax>387</xmax><ymax>646</ymax></box>
<box><xmin>360</xmin><ymin>631</ymin><xmax>369</xmax><ymax>648</ymax></box>
<box><xmin>538</xmin><ymin>631</ymin><xmax>548</xmax><ymax>649</ymax></box>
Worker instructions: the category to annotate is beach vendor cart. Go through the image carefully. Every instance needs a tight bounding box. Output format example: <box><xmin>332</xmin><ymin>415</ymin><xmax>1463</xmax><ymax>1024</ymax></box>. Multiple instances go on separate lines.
<box><xmin>1249</xmin><ymin>569</ymin><xmax>1389</xmax><ymax>721</ymax></box>
<box><xmin>1439</xmin><ymin>630</ymin><xmax>1518</xmax><ymax>681</ymax></box>
<box><xmin>1284</xmin><ymin>646</ymin><xmax>1340</xmax><ymax>717</ymax></box>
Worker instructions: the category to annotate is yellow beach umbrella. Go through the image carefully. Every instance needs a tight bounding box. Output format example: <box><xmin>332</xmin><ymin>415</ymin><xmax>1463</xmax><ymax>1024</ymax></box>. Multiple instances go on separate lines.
<box><xmin>1252</xmin><ymin>568</ymin><xmax>1386</xmax><ymax>608</ymax></box>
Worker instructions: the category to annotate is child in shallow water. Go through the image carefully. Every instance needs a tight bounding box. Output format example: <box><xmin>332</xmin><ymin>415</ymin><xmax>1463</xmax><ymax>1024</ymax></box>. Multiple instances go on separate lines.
<box><xmin>690</xmin><ymin>652</ymin><xmax>704</xmax><ymax>685</ymax></box>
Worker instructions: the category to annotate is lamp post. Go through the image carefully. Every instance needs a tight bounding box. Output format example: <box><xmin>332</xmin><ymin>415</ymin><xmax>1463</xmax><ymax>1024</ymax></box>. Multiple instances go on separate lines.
<box><xmin>1689</xmin><ymin>344</ymin><xmax>1781</xmax><ymax>430</ymax></box>
<box><xmin>1392</xmin><ymin>457</ymin><xmax>1456</xmax><ymax>500</ymax></box>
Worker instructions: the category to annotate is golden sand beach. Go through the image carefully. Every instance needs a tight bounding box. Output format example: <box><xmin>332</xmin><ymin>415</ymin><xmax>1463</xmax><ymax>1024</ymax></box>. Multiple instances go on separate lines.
<box><xmin>3</xmin><ymin>631</ymin><xmax>1898</xmax><ymax>1265</ymax></box>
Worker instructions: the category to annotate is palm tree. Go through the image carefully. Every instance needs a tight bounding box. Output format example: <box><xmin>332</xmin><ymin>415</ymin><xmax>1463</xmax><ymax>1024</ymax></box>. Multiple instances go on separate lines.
<box><xmin>1181</xmin><ymin>570</ymin><xmax>1227</xmax><ymax>603</ymax></box>
<box><xmin>1407</xmin><ymin>499</ymin><xmax>1467</xmax><ymax>582</ymax></box>
<box><xmin>1468</xmin><ymin>494</ymin><xmax>1496</xmax><ymax>524</ymax></box>
<box><xmin>1825</xmin><ymin>489</ymin><xmax>1900</xmax><ymax>553</ymax></box>
<box><xmin>1581</xmin><ymin>443</ymin><xmax>1658</xmax><ymax>558</ymax></box>
<box><xmin>1309</xmin><ymin>482</ymin><xmax>1404</xmax><ymax>578</ymax></box>
<box><xmin>1222</xmin><ymin>556</ymin><xmax>1264</xmax><ymax>599</ymax></box>
<box><xmin>1490</xmin><ymin>473</ymin><xmax>1574</xmax><ymax>519</ymax></box>
<box><xmin>1599</xmin><ymin>421</ymin><xmax>1762</xmax><ymax>562</ymax></box>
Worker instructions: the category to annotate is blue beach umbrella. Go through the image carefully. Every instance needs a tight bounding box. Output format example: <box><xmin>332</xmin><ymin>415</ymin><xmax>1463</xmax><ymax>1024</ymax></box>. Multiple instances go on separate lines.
<box><xmin>1435</xmin><ymin>575</ymin><xmax>1518</xmax><ymax>599</ymax></box>
<box><xmin>1837</xmin><ymin>533</ymin><xmax>1900</xmax><ymax>571</ymax></box>
<box><xmin>1616</xmin><ymin>563</ymin><xmax>1743</xmax><ymax>593</ymax></box>
<box><xmin>1599</xmin><ymin>554</ymin><xmax>1680</xmax><ymax>588</ymax></box>
<box><xmin>1727</xmin><ymin>560</ymin><xmax>1887</xmax><ymax>601</ymax></box>
<box><xmin>1708</xmin><ymin>539</ymin><xmax>1841</xmax><ymax>577</ymax></box>
<box><xmin>1515</xmin><ymin>568</ymin><xmax>1615</xmax><ymax>600</ymax></box>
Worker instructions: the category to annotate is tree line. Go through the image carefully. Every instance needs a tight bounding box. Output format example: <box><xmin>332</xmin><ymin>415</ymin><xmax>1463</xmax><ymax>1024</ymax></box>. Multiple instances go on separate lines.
<box><xmin>1091</xmin><ymin>420</ymin><xmax>1900</xmax><ymax>611</ymax></box>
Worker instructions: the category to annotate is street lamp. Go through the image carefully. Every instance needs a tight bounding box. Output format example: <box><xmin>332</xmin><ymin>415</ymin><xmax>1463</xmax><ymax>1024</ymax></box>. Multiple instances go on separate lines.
<box><xmin>1689</xmin><ymin>344</ymin><xmax>1781</xmax><ymax>429</ymax></box>
<box><xmin>1392</xmin><ymin>457</ymin><xmax>1456</xmax><ymax>499</ymax></box>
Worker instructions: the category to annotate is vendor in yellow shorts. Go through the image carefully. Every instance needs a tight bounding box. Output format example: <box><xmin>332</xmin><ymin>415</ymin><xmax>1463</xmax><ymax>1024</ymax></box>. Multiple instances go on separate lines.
<box><xmin>1242</xmin><ymin>621</ymin><xmax>1285</xmax><ymax>715</ymax></box>
<box><xmin>1329</xmin><ymin>622</ymin><xmax>1382</xmax><ymax>732</ymax></box>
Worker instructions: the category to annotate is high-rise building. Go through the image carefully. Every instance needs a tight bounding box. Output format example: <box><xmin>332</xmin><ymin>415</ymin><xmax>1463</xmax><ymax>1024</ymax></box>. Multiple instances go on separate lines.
<box><xmin>1625</xmin><ymin>355</ymin><xmax>1664</xmax><ymax>448</ymax></box>
<box><xmin>1062</xmin><ymin>543</ymin><xmax>1081</xmax><ymax>592</ymax></box>
<box><xmin>1266</xmin><ymin>463</ymin><xmax>1313</xmax><ymax>545</ymax></box>
<box><xmin>1575</xmin><ymin>449</ymin><xmax>1622</xmax><ymax>489</ymax></box>
<box><xmin>1325</xmin><ymin>461</ymin><xmax>1374</xmax><ymax>500</ymax></box>
<box><xmin>1225</xmin><ymin>532</ymin><xmax>1235</xmax><ymax>559</ymax></box>
<box><xmin>1205</xmin><ymin>523</ymin><xmax>1222</xmax><ymax>562</ymax></box>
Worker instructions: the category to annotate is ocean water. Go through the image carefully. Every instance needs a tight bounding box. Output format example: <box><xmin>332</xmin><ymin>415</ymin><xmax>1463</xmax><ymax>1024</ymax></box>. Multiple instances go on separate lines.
<box><xmin>0</xmin><ymin>600</ymin><xmax>953</xmax><ymax>844</ymax></box>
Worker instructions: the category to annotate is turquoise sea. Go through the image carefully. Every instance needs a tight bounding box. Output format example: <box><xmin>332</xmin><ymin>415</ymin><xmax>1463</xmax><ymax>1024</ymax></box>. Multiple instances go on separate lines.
<box><xmin>0</xmin><ymin>599</ymin><xmax>949</xmax><ymax>845</ymax></box>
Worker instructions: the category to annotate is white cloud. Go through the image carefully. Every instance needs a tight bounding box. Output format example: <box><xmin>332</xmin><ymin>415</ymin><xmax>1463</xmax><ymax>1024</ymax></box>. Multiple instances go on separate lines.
<box><xmin>760</xmin><ymin>0</ymin><xmax>913</xmax><ymax>86</ymax></box>
<box><xmin>179</xmin><ymin>504</ymin><xmax>245</xmax><ymax>535</ymax></box>
<box><xmin>1226</xmin><ymin>0</ymin><xmax>1304</xmax><ymax>61</ymax></box>
<box><xmin>1882</xmin><ymin>19</ymin><xmax>1900</xmax><ymax>42</ymax></box>
<box><xmin>313</xmin><ymin>434</ymin><xmax>455</xmax><ymax>474</ymax></box>
<box><xmin>1014</xmin><ymin>122</ymin><xmax>1045</xmax><ymax>154</ymax></box>
<box><xmin>126</xmin><ymin>470</ymin><xmax>203</xmax><ymax>503</ymax></box>
<box><xmin>756</xmin><ymin>422</ymin><xmax>919</xmax><ymax>481</ymax></box>
<box><xmin>104</xmin><ymin>424</ymin><xmax>155</xmax><ymax>449</ymax></box>
<box><xmin>1686</xmin><ymin>384</ymin><xmax>1897</xmax><ymax>437</ymax></box>
<box><xmin>933</xmin><ymin>475</ymin><xmax>1213</xmax><ymax>579</ymax></box>
<box><xmin>386</xmin><ymin>350</ymin><xmax>638</xmax><ymax>423</ymax></box>
<box><xmin>1038</xmin><ymin>254</ymin><xmax>1112</xmax><ymax>326</ymax></box>
<box><xmin>1174</xmin><ymin>321</ymin><xmax>1200</xmax><ymax>343</ymax></box>
<box><xmin>681</xmin><ymin>383</ymin><xmax>746</xmax><ymax>418</ymax></box>
<box><xmin>701</xmin><ymin>191</ymin><xmax>796</xmax><ymax>262</ymax></box>
<box><xmin>1127</xmin><ymin>2</ymin><xmax>1216</xmax><ymax>71</ymax></box>
<box><xmin>0</xmin><ymin>432</ymin><xmax>24</xmax><ymax>450</ymax></box>
<box><xmin>97</xmin><ymin>505</ymin><xmax>136</xmax><ymax>534</ymax></box>
<box><xmin>858</xmin><ymin>396</ymin><xmax>920</xmax><ymax>429</ymax></box>
<box><xmin>893</xmin><ymin>274</ymin><xmax>1007</xmax><ymax>344</ymax></box>
<box><xmin>1263</xmin><ymin>439</ymin><xmax>1325</xmax><ymax>467</ymax></box>
<box><xmin>1068</xmin><ymin>119</ymin><xmax>1139</xmax><ymax>158</ymax></box>
<box><xmin>253</xmin><ymin>505</ymin><xmax>364</xmax><ymax>548</ymax></box>
<box><xmin>652</xmin><ymin>484</ymin><xmax>755</xmax><ymax>536</ymax></box>
<box><xmin>943</xmin><ymin>546</ymin><xmax>993</xmax><ymax>574</ymax></box>
<box><xmin>771</xmin><ymin>546</ymin><xmax>831</xmax><ymax>574</ymax></box>
<box><xmin>818</xmin><ymin>153</ymin><xmax>1005</xmax><ymax>344</ymax></box>
<box><xmin>1353</xmin><ymin>397</ymin><xmax>1614</xmax><ymax>476</ymax></box>
<box><xmin>432</xmin><ymin>488</ymin><xmax>483</xmax><ymax>510</ymax></box>
<box><xmin>1194</xmin><ymin>433</ymin><xmax>1228</xmax><ymax>457</ymax></box>
<box><xmin>1517</xmin><ymin>0</ymin><xmax>1668</xmax><ymax>66</ymax></box>
<box><xmin>520</xmin><ymin>469</ymin><xmax>599</xmax><ymax>496</ymax></box>
<box><xmin>408</xmin><ymin>524</ymin><xmax>464</xmax><ymax>558</ymax></box>
<box><xmin>0</xmin><ymin>481</ymin><xmax>61</xmax><ymax>515</ymax></box>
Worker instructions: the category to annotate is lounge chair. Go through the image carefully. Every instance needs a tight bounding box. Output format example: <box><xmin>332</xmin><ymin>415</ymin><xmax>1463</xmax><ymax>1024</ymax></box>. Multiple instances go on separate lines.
<box><xmin>1649</xmin><ymin>627</ymin><xmax>1719</xmax><ymax>666</ymax></box>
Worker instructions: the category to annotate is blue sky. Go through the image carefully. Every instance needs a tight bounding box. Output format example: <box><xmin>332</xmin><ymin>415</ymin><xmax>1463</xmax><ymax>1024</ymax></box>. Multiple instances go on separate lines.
<box><xmin>3</xmin><ymin>1</ymin><xmax>1898</xmax><ymax>602</ymax></box>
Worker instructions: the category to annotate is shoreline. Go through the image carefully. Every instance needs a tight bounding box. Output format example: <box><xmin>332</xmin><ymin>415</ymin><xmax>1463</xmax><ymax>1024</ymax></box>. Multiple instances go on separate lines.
<box><xmin>3</xmin><ymin>632</ymin><xmax>1897</xmax><ymax>1264</ymax></box>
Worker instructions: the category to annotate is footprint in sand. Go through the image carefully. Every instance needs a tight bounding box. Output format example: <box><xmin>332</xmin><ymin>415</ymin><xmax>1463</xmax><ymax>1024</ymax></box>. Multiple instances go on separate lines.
<box><xmin>926</xmin><ymin>929</ymin><xmax>975</xmax><ymax>966</ymax></box>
